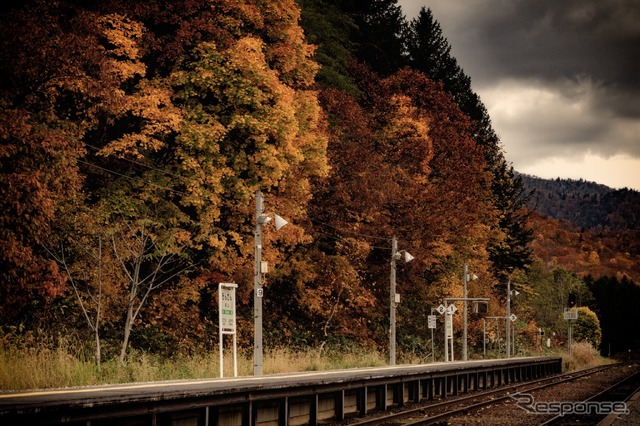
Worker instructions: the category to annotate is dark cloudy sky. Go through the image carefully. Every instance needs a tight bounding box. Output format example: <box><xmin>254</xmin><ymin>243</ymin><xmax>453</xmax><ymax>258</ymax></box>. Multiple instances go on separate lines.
<box><xmin>398</xmin><ymin>0</ymin><xmax>640</xmax><ymax>190</ymax></box>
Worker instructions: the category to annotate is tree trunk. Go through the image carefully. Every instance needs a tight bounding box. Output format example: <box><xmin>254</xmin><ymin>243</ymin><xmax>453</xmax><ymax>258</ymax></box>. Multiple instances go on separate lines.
<box><xmin>119</xmin><ymin>304</ymin><xmax>134</xmax><ymax>365</ymax></box>
<box><xmin>95</xmin><ymin>329</ymin><xmax>101</xmax><ymax>367</ymax></box>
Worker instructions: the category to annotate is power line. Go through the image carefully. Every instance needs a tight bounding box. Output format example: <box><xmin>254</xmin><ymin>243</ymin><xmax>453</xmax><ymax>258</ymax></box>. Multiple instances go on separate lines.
<box><xmin>313</xmin><ymin>220</ymin><xmax>391</xmax><ymax>243</ymax></box>
<box><xmin>83</xmin><ymin>143</ymin><xmax>188</xmax><ymax>182</ymax></box>
<box><xmin>311</xmin><ymin>221</ymin><xmax>391</xmax><ymax>251</ymax></box>
<box><xmin>7</xmin><ymin>132</ymin><xmax>190</xmax><ymax>197</ymax></box>
<box><xmin>77</xmin><ymin>159</ymin><xmax>188</xmax><ymax>197</ymax></box>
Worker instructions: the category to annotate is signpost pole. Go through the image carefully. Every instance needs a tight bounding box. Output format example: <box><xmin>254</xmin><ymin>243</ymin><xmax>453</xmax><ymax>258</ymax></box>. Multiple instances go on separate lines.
<box><xmin>431</xmin><ymin>326</ymin><xmax>435</xmax><ymax>363</ymax></box>
<box><xmin>483</xmin><ymin>318</ymin><xmax>486</xmax><ymax>358</ymax></box>
<box><xmin>429</xmin><ymin>309</ymin><xmax>436</xmax><ymax>363</ymax></box>
<box><xmin>444</xmin><ymin>301</ymin><xmax>449</xmax><ymax>362</ymax></box>
<box><xmin>506</xmin><ymin>279</ymin><xmax>511</xmax><ymax>359</ymax></box>
<box><xmin>463</xmin><ymin>262</ymin><xmax>468</xmax><ymax>361</ymax></box>
<box><xmin>219</xmin><ymin>283</ymin><xmax>238</xmax><ymax>378</ymax></box>
<box><xmin>254</xmin><ymin>191</ymin><xmax>264</xmax><ymax>376</ymax></box>
<box><xmin>390</xmin><ymin>236</ymin><xmax>397</xmax><ymax>366</ymax></box>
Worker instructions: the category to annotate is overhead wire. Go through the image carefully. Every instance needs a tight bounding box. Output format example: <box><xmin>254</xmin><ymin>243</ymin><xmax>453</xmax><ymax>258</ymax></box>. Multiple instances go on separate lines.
<box><xmin>8</xmin><ymin>132</ymin><xmax>190</xmax><ymax>197</ymax></box>
<box><xmin>9</xmin><ymin>134</ymin><xmax>398</xmax><ymax>251</ymax></box>
<box><xmin>311</xmin><ymin>221</ymin><xmax>392</xmax><ymax>251</ymax></box>
<box><xmin>83</xmin><ymin>143</ymin><xmax>189</xmax><ymax>182</ymax></box>
<box><xmin>76</xmin><ymin>158</ymin><xmax>189</xmax><ymax>197</ymax></box>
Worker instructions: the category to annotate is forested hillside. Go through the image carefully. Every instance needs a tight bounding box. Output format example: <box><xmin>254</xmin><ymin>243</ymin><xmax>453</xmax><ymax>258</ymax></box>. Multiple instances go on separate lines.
<box><xmin>520</xmin><ymin>175</ymin><xmax>640</xmax><ymax>282</ymax></box>
<box><xmin>520</xmin><ymin>175</ymin><xmax>640</xmax><ymax>355</ymax></box>
<box><xmin>1</xmin><ymin>0</ymin><xmax>636</xmax><ymax>369</ymax></box>
<box><xmin>521</xmin><ymin>174</ymin><xmax>640</xmax><ymax>230</ymax></box>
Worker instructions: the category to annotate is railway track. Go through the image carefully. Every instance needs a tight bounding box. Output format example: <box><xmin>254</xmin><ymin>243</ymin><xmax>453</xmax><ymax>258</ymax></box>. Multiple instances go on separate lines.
<box><xmin>540</xmin><ymin>369</ymin><xmax>640</xmax><ymax>425</ymax></box>
<box><xmin>337</xmin><ymin>363</ymin><xmax>635</xmax><ymax>426</ymax></box>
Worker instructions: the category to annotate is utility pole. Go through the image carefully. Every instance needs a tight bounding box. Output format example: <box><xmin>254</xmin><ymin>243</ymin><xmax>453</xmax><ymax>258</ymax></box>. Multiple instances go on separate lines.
<box><xmin>506</xmin><ymin>279</ymin><xmax>511</xmax><ymax>359</ymax></box>
<box><xmin>444</xmin><ymin>300</ymin><xmax>451</xmax><ymax>362</ymax></box>
<box><xmin>463</xmin><ymin>262</ymin><xmax>468</xmax><ymax>361</ymax></box>
<box><xmin>252</xmin><ymin>190</ymin><xmax>288</xmax><ymax>376</ymax></box>
<box><xmin>254</xmin><ymin>190</ymin><xmax>265</xmax><ymax>376</ymax></box>
<box><xmin>390</xmin><ymin>235</ymin><xmax>398</xmax><ymax>366</ymax></box>
<box><xmin>389</xmin><ymin>235</ymin><xmax>413</xmax><ymax>366</ymax></box>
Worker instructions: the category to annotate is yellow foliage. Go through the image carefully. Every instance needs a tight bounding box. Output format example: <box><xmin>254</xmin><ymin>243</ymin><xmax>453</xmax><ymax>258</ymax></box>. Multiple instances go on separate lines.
<box><xmin>98</xmin><ymin>14</ymin><xmax>146</xmax><ymax>81</ymax></box>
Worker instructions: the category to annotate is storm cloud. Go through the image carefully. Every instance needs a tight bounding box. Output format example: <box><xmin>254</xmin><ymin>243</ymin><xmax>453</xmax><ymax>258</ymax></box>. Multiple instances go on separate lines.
<box><xmin>399</xmin><ymin>0</ymin><xmax>640</xmax><ymax>189</ymax></box>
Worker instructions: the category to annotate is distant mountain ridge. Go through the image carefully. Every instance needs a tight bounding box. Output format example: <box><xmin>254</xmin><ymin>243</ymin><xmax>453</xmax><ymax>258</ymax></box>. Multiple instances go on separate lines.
<box><xmin>519</xmin><ymin>173</ymin><xmax>640</xmax><ymax>230</ymax></box>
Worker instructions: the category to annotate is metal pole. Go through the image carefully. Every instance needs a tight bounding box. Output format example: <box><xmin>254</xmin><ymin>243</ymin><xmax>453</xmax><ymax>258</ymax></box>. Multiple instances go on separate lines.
<box><xmin>463</xmin><ymin>262</ymin><xmax>468</xmax><ymax>361</ymax></box>
<box><xmin>233</xmin><ymin>332</ymin><xmax>238</xmax><ymax>377</ymax></box>
<box><xmin>430</xmin><ymin>308</ymin><xmax>435</xmax><ymax>363</ymax></box>
<box><xmin>506</xmin><ymin>279</ymin><xmax>511</xmax><ymax>359</ymax></box>
<box><xmin>219</xmin><ymin>326</ymin><xmax>224</xmax><ymax>378</ymax></box>
<box><xmin>431</xmin><ymin>327</ymin><xmax>435</xmax><ymax>363</ymax></box>
<box><xmin>254</xmin><ymin>190</ymin><xmax>264</xmax><ymax>376</ymax></box>
<box><xmin>568</xmin><ymin>321</ymin><xmax>573</xmax><ymax>355</ymax></box>
<box><xmin>496</xmin><ymin>319</ymin><xmax>500</xmax><ymax>356</ymax></box>
<box><xmin>450</xmin><ymin>318</ymin><xmax>455</xmax><ymax>361</ymax></box>
<box><xmin>483</xmin><ymin>318</ymin><xmax>486</xmax><ymax>358</ymax></box>
<box><xmin>390</xmin><ymin>235</ymin><xmax>397</xmax><ymax>365</ymax></box>
<box><xmin>444</xmin><ymin>301</ymin><xmax>449</xmax><ymax>362</ymax></box>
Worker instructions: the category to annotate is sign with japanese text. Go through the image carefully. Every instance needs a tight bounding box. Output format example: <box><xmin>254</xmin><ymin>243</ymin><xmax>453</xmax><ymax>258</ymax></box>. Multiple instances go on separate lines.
<box><xmin>428</xmin><ymin>315</ymin><xmax>437</xmax><ymax>329</ymax></box>
<box><xmin>219</xmin><ymin>283</ymin><xmax>238</xmax><ymax>334</ymax></box>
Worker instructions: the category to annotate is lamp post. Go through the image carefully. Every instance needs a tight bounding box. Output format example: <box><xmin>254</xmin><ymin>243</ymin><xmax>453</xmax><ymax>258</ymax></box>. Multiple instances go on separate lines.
<box><xmin>505</xmin><ymin>280</ymin><xmax>519</xmax><ymax>359</ymax></box>
<box><xmin>462</xmin><ymin>262</ymin><xmax>478</xmax><ymax>361</ymax></box>
<box><xmin>253</xmin><ymin>190</ymin><xmax>288</xmax><ymax>376</ymax></box>
<box><xmin>506</xmin><ymin>279</ymin><xmax>511</xmax><ymax>359</ymax></box>
<box><xmin>390</xmin><ymin>235</ymin><xmax>414</xmax><ymax>366</ymax></box>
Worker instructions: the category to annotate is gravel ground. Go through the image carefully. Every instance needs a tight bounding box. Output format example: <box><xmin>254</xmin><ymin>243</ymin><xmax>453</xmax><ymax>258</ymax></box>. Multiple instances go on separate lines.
<box><xmin>609</xmin><ymin>388</ymin><xmax>640</xmax><ymax>425</ymax></box>
<box><xmin>444</xmin><ymin>363</ymin><xmax>640</xmax><ymax>426</ymax></box>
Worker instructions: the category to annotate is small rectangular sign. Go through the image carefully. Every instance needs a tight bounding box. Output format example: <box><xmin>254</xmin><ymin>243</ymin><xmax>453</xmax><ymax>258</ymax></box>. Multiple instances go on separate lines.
<box><xmin>428</xmin><ymin>315</ymin><xmax>437</xmax><ymax>329</ymax></box>
<box><xmin>445</xmin><ymin>314</ymin><xmax>453</xmax><ymax>338</ymax></box>
<box><xmin>563</xmin><ymin>308</ymin><xmax>578</xmax><ymax>320</ymax></box>
<box><xmin>219</xmin><ymin>283</ymin><xmax>238</xmax><ymax>334</ymax></box>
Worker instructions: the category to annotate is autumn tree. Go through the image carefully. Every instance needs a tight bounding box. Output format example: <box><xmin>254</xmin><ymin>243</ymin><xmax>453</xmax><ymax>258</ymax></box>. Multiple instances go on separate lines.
<box><xmin>299</xmin><ymin>64</ymin><xmax>500</xmax><ymax>352</ymax></box>
<box><xmin>406</xmin><ymin>7</ymin><xmax>533</xmax><ymax>281</ymax></box>
<box><xmin>0</xmin><ymin>3</ymin><xmax>118</xmax><ymax>323</ymax></box>
<box><xmin>45</xmin><ymin>214</ymin><xmax>122</xmax><ymax>366</ymax></box>
<box><xmin>527</xmin><ymin>261</ymin><xmax>592</xmax><ymax>338</ymax></box>
<box><xmin>573</xmin><ymin>307</ymin><xmax>601</xmax><ymax>349</ymax></box>
<box><xmin>297</xmin><ymin>0</ymin><xmax>357</xmax><ymax>92</ymax></box>
<box><xmin>1</xmin><ymin>0</ymin><xmax>329</xmax><ymax>359</ymax></box>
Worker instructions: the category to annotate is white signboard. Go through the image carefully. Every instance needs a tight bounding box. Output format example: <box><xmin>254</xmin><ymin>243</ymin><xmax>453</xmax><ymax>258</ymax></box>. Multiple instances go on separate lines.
<box><xmin>218</xmin><ymin>283</ymin><xmax>238</xmax><ymax>378</ymax></box>
<box><xmin>219</xmin><ymin>283</ymin><xmax>238</xmax><ymax>333</ymax></box>
<box><xmin>509</xmin><ymin>314</ymin><xmax>517</xmax><ymax>322</ymax></box>
<box><xmin>445</xmin><ymin>314</ymin><xmax>453</xmax><ymax>338</ymax></box>
<box><xmin>428</xmin><ymin>315</ymin><xmax>437</xmax><ymax>329</ymax></box>
<box><xmin>436</xmin><ymin>304</ymin><xmax>446</xmax><ymax>315</ymax></box>
<box><xmin>447</xmin><ymin>304</ymin><xmax>458</xmax><ymax>314</ymax></box>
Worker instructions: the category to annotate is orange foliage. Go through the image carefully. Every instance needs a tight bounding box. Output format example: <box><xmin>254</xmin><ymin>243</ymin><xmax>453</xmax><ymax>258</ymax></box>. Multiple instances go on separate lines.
<box><xmin>528</xmin><ymin>211</ymin><xmax>640</xmax><ymax>283</ymax></box>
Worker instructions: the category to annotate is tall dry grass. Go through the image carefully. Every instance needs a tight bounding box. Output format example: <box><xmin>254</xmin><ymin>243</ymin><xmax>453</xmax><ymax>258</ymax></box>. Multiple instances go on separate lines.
<box><xmin>0</xmin><ymin>341</ymin><xmax>388</xmax><ymax>391</ymax></box>
<box><xmin>561</xmin><ymin>341</ymin><xmax>612</xmax><ymax>371</ymax></box>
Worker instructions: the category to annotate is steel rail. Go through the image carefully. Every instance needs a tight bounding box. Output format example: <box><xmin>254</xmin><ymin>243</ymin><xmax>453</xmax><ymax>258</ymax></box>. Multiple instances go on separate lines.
<box><xmin>346</xmin><ymin>364</ymin><xmax>617</xmax><ymax>426</ymax></box>
<box><xmin>539</xmin><ymin>369</ymin><xmax>640</xmax><ymax>426</ymax></box>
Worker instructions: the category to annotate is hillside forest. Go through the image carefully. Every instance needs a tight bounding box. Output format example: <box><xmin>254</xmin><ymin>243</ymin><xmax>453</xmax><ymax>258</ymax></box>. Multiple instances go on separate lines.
<box><xmin>1</xmin><ymin>0</ymin><xmax>638</xmax><ymax>370</ymax></box>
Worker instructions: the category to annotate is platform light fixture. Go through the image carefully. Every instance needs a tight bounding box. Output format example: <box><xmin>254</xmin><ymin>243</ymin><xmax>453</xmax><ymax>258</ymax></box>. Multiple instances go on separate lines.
<box><xmin>390</xmin><ymin>235</ymin><xmax>414</xmax><ymax>366</ymax></box>
<box><xmin>462</xmin><ymin>261</ymin><xmax>479</xmax><ymax>361</ymax></box>
<box><xmin>253</xmin><ymin>190</ymin><xmax>288</xmax><ymax>376</ymax></box>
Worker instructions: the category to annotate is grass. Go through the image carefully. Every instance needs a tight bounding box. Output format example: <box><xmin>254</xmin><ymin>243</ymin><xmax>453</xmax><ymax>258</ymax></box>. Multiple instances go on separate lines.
<box><xmin>1</xmin><ymin>336</ymin><xmax>615</xmax><ymax>391</ymax></box>
<box><xmin>0</xmin><ymin>341</ymin><xmax>389</xmax><ymax>391</ymax></box>
<box><xmin>561</xmin><ymin>341</ymin><xmax>614</xmax><ymax>371</ymax></box>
